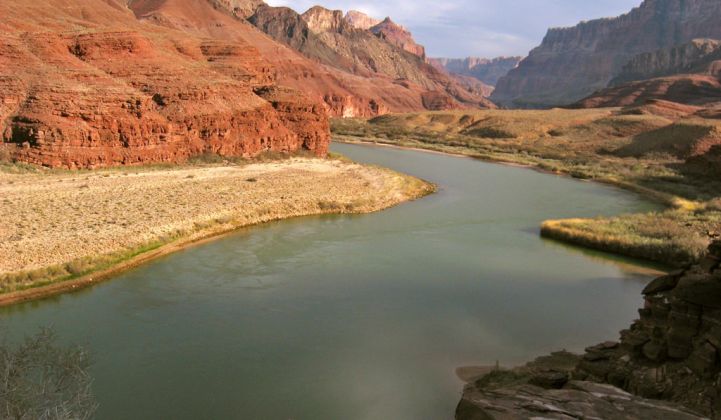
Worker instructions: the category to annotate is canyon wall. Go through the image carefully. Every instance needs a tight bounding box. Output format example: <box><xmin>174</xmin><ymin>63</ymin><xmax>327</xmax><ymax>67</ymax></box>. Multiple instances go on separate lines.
<box><xmin>611</xmin><ymin>39</ymin><xmax>721</xmax><ymax>86</ymax></box>
<box><xmin>492</xmin><ymin>0</ymin><xmax>721</xmax><ymax>108</ymax></box>
<box><xmin>0</xmin><ymin>0</ymin><xmax>329</xmax><ymax>168</ymax></box>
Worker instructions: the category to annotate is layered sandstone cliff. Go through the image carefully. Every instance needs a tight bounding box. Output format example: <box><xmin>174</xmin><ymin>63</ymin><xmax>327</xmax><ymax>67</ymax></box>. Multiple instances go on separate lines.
<box><xmin>575</xmin><ymin>38</ymin><xmax>721</xmax><ymax>108</ymax></box>
<box><xmin>0</xmin><ymin>0</ymin><xmax>329</xmax><ymax>168</ymax></box>
<box><xmin>492</xmin><ymin>0</ymin><xmax>721</xmax><ymax>108</ymax></box>
<box><xmin>611</xmin><ymin>39</ymin><xmax>721</xmax><ymax>86</ymax></box>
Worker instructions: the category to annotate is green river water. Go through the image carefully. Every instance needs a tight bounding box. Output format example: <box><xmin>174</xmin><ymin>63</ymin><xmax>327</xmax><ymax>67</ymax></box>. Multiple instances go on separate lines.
<box><xmin>0</xmin><ymin>142</ymin><xmax>662</xmax><ymax>419</ymax></box>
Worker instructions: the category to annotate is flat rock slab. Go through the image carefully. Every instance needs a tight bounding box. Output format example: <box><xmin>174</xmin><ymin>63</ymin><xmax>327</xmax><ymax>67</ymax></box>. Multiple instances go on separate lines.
<box><xmin>457</xmin><ymin>381</ymin><xmax>707</xmax><ymax>420</ymax></box>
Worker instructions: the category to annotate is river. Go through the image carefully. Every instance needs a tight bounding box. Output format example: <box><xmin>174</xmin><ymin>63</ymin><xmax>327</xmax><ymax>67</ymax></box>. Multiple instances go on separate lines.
<box><xmin>0</xmin><ymin>142</ymin><xmax>662</xmax><ymax>419</ymax></box>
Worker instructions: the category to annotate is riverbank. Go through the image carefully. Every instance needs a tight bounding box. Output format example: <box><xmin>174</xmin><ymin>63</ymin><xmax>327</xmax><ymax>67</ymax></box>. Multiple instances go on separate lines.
<box><xmin>0</xmin><ymin>157</ymin><xmax>434</xmax><ymax>304</ymax></box>
<box><xmin>333</xmin><ymin>108</ymin><xmax>721</xmax><ymax>267</ymax></box>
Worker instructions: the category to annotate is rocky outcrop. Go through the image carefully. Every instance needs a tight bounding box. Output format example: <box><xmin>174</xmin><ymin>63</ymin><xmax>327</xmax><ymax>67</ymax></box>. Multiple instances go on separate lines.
<box><xmin>344</xmin><ymin>10</ymin><xmax>380</xmax><ymax>30</ymax></box>
<box><xmin>207</xmin><ymin>0</ymin><xmax>263</xmax><ymax>18</ymax></box>
<box><xmin>302</xmin><ymin>6</ymin><xmax>346</xmax><ymax>34</ymax></box>
<box><xmin>458</xmin><ymin>380</ymin><xmax>705</xmax><ymax>419</ymax></box>
<box><xmin>456</xmin><ymin>352</ymin><xmax>705</xmax><ymax>419</ymax></box>
<box><xmin>369</xmin><ymin>18</ymin><xmax>425</xmax><ymax>60</ymax></box>
<box><xmin>492</xmin><ymin>0</ymin><xmax>721</xmax><ymax>108</ymax></box>
<box><xmin>576</xmin><ymin>240</ymin><xmax>721</xmax><ymax>417</ymax></box>
<box><xmin>457</xmin><ymin>241</ymin><xmax>721</xmax><ymax>419</ymax></box>
<box><xmin>428</xmin><ymin>56</ymin><xmax>522</xmax><ymax>87</ymax></box>
<box><xmin>0</xmin><ymin>0</ymin><xmax>329</xmax><ymax>168</ymax></box>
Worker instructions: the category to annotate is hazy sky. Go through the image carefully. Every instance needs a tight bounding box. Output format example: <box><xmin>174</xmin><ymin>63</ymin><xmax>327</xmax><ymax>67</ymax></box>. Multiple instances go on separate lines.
<box><xmin>266</xmin><ymin>0</ymin><xmax>642</xmax><ymax>58</ymax></box>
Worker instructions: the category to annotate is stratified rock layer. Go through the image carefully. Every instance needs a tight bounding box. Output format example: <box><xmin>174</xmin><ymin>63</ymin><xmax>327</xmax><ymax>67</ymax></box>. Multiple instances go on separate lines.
<box><xmin>575</xmin><ymin>39</ymin><xmax>721</xmax><ymax>108</ymax></box>
<box><xmin>492</xmin><ymin>0</ymin><xmax>721</xmax><ymax>108</ymax></box>
<box><xmin>0</xmin><ymin>0</ymin><xmax>329</xmax><ymax>168</ymax></box>
<box><xmin>611</xmin><ymin>39</ymin><xmax>721</xmax><ymax>86</ymax></box>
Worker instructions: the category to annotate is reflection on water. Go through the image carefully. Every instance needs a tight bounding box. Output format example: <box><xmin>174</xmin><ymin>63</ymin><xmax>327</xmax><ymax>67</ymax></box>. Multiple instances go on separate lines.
<box><xmin>0</xmin><ymin>142</ymin><xmax>661</xmax><ymax>419</ymax></box>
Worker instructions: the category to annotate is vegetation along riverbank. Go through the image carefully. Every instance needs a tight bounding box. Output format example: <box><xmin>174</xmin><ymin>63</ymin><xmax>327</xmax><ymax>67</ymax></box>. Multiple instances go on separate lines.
<box><xmin>333</xmin><ymin>103</ymin><xmax>721</xmax><ymax>267</ymax></box>
<box><xmin>0</xmin><ymin>154</ymin><xmax>433</xmax><ymax>304</ymax></box>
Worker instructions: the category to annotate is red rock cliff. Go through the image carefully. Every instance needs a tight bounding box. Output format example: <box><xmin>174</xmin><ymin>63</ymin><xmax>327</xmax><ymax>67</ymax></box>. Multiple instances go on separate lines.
<box><xmin>0</xmin><ymin>0</ymin><xmax>329</xmax><ymax>168</ymax></box>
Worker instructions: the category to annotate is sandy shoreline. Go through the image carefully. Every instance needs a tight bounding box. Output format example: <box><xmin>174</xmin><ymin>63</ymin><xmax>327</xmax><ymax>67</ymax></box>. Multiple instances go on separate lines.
<box><xmin>0</xmin><ymin>157</ymin><xmax>434</xmax><ymax>304</ymax></box>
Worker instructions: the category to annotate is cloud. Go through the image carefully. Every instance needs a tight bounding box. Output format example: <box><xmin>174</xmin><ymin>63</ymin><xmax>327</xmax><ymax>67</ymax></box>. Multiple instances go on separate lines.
<box><xmin>265</xmin><ymin>0</ymin><xmax>642</xmax><ymax>58</ymax></box>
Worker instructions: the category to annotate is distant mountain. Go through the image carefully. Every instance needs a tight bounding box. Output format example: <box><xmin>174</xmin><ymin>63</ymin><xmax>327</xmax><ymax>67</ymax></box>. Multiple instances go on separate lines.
<box><xmin>428</xmin><ymin>57</ymin><xmax>522</xmax><ymax>87</ymax></box>
<box><xmin>492</xmin><ymin>0</ymin><xmax>721</xmax><ymax>108</ymax></box>
<box><xmin>246</xmin><ymin>4</ymin><xmax>494</xmax><ymax>112</ymax></box>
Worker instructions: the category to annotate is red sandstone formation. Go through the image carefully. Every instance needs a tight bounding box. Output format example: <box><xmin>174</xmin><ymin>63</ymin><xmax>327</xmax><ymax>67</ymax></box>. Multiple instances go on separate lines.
<box><xmin>492</xmin><ymin>0</ymin><xmax>721</xmax><ymax>108</ymax></box>
<box><xmin>0</xmin><ymin>0</ymin><xmax>329</xmax><ymax>168</ymax></box>
<box><xmin>370</xmin><ymin>18</ymin><xmax>426</xmax><ymax>60</ymax></box>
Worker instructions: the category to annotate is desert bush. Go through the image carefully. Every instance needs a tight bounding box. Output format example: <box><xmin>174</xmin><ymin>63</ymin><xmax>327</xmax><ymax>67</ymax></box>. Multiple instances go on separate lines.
<box><xmin>188</xmin><ymin>152</ymin><xmax>225</xmax><ymax>164</ymax></box>
<box><xmin>65</xmin><ymin>258</ymin><xmax>93</xmax><ymax>276</ymax></box>
<box><xmin>0</xmin><ymin>329</ymin><xmax>97</xmax><ymax>419</ymax></box>
<box><xmin>318</xmin><ymin>200</ymin><xmax>343</xmax><ymax>211</ymax></box>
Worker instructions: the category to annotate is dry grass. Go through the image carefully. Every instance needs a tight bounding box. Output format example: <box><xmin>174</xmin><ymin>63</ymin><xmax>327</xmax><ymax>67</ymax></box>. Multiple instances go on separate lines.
<box><xmin>0</xmin><ymin>157</ymin><xmax>433</xmax><ymax>293</ymax></box>
<box><xmin>333</xmin><ymin>108</ymin><xmax>721</xmax><ymax>266</ymax></box>
<box><xmin>541</xmin><ymin>210</ymin><xmax>718</xmax><ymax>267</ymax></box>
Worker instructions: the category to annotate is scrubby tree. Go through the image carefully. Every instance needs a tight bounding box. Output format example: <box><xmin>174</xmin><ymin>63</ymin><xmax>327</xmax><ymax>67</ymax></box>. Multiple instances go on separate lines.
<box><xmin>0</xmin><ymin>329</ymin><xmax>97</xmax><ymax>419</ymax></box>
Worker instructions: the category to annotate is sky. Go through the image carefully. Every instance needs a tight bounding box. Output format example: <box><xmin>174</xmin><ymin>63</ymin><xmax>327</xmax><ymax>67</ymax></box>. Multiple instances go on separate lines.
<box><xmin>265</xmin><ymin>0</ymin><xmax>642</xmax><ymax>58</ymax></box>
